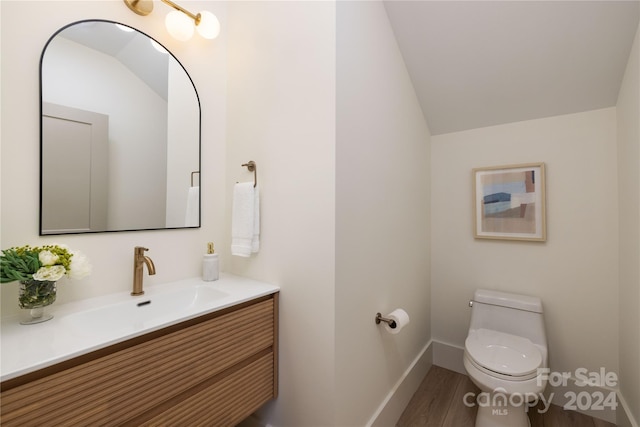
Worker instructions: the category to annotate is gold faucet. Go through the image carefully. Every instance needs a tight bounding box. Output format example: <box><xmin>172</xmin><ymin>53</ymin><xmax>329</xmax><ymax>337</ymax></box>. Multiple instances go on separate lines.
<box><xmin>132</xmin><ymin>246</ymin><xmax>156</xmax><ymax>296</ymax></box>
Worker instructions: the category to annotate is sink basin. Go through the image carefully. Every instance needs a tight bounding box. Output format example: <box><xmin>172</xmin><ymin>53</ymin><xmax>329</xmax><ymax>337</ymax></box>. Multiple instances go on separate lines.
<box><xmin>61</xmin><ymin>286</ymin><xmax>229</xmax><ymax>336</ymax></box>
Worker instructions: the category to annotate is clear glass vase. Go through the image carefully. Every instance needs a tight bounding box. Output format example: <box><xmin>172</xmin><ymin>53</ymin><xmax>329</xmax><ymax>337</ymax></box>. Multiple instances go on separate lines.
<box><xmin>18</xmin><ymin>279</ymin><xmax>57</xmax><ymax>324</ymax></box>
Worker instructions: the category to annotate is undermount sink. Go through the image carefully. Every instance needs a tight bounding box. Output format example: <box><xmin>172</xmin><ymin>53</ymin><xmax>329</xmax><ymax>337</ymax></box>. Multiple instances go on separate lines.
<box><xmin>61</xmin><ymin>286</ymin><xmax>229</xmax><ymax>336</ymax></box>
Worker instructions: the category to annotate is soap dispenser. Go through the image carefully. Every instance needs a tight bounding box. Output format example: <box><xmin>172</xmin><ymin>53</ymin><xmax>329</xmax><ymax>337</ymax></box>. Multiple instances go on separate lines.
<box><xmin>202</xmin><ymin>242</ymin><xmax>219</xmax><ymax>281</ymax></box>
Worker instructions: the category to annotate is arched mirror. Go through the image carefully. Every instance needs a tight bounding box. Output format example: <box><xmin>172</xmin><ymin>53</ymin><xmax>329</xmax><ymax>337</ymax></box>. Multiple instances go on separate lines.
<box><xmin>40</xmin><ymin>20</ymin><xmax>200</xmax><ymax>235</ymax></box>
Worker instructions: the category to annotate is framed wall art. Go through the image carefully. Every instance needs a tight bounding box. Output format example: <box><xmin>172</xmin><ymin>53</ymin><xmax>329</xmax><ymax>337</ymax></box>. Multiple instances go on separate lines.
<box><xmin>473</xmin><ymin>163</ymin><xmax>546</xmax><ymax>241</ymax></box>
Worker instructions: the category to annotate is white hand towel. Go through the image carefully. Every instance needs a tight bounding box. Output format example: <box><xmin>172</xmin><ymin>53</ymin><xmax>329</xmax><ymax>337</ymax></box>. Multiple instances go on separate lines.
<box><xmin>232</xmin><ymin>183</ymin><xmax>260</xmax><ymax>257</ymax></box>
<box><xmin>252</xmin><ymin>185</ymin><xmax>260</xmax><ymax>253</ymax></box>
<box><xmin>185</xmin><ymin>186</ymin><xmax>199</xmax><ymax>227</ymax></box>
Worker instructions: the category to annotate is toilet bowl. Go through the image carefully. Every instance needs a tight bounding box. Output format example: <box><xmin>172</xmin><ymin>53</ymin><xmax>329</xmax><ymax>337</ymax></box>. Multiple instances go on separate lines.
<box><xmin>464</xmin><ymin>289</ymin><xmax>548</xmax><ymax>427</ymax></box>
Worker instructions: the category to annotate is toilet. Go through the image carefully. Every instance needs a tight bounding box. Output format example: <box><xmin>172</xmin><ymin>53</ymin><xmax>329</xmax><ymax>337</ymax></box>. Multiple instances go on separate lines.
<box><xmin>463</xmin><ymin>289</ymin><xmax>548</xmax><ymax>427</ymax></box>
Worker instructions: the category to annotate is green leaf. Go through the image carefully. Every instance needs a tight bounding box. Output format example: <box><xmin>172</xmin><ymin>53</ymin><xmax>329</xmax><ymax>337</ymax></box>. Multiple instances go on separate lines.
<box><xmin>0</xmin><ymin>248</ymin><xmax>39</xmax><ymax>283</ymax></box>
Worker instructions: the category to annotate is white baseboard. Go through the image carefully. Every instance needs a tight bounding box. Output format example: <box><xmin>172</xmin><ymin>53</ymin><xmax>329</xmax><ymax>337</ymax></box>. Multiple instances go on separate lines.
<box><xmin>546</xmin><ymin>377</ymin><xmax>616</xmax><ymax>424</ymax></box>
<box><xmin>432</xmin><ymin>340</ymin><xmax>465</xmax><ymax>374</ymax></box>
<box><xmin>616</xmin><ymin>389</ymin><xmax>639</xmax><ymax>427</ymax></box>
<box><xmin>366</xmin><ymin>340</ymin><xmax>433</xmax><ymax>427</ymax></box>
<box><xmin>429</xmin><ymin>340</ymin><xmax>640</xmax><ymax>426</ymax></box>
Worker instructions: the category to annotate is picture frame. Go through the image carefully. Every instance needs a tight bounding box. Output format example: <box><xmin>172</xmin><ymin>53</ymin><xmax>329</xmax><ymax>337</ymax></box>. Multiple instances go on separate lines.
<box><xmin>473</xmin><ymin>163</ymin><xmax>546</xmax><ymax>241</ymax></box>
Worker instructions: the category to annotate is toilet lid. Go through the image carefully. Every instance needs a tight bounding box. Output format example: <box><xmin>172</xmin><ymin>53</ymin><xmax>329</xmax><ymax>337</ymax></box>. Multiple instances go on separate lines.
<box><xmin>465</xmin><ymin>328</ymin><xmax>542</xmax><ymax>377</ymax></box>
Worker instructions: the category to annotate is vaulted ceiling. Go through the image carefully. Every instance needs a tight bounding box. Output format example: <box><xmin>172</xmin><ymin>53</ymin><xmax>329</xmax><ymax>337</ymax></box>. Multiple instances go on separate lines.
<box><xmin>58</xmin><ymin>21</ymin><xmax>170</xmax><ymax>101</ymax></box>
<box><xmin>384</xmin><ymin>1</ymin><xmax>640</xmax><ymax>135</ymax></box>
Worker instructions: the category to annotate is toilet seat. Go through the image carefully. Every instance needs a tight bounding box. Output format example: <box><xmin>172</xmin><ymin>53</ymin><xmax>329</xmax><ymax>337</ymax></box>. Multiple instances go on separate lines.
<box><xmin>465</xmin><ymin>328</ymin><xmax>542</xmax><ymax>380</ymax></box>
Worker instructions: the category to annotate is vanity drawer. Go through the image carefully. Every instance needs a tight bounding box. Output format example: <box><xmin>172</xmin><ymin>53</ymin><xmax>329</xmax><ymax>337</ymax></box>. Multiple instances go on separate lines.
<box><xmin>138</xmin><ymin>352</ymin><xmax>274</xmax><ymax>426</ymax></box>
<box><xmin>1</xmin><ymin>295</ymin><xmax>278</xmax><ymax>426</ymax></box>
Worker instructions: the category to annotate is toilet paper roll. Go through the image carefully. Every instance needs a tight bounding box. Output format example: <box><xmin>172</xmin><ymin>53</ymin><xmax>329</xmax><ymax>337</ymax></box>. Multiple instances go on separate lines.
<box><xmin>384</xmin><ymin>308</ymin><xmax>410</xmax><ymax>334</ymax></box>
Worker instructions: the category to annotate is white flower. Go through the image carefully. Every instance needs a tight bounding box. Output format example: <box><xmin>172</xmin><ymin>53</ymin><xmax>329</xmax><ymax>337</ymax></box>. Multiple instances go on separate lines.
<box><xmin>33</xmin><ymin>265</ymin><xmax>66</xmax><ymax>281</ymax></box>
<box><xmin>67</xmin><ymin>251</ymin><xmax>92</xmax><ymax>279</ymax></box>
<box><xmin>38</xmin><ymin>250</ymin><xmax>59</xmax><ymax>266</ymax></box>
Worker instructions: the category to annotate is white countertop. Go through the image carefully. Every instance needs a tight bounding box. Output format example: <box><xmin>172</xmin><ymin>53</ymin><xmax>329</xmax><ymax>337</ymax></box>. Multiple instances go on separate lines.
<box><xmin>1</xmin><ymin>273</ymin><xmax>279</xmax><ymax>382</ymax></box>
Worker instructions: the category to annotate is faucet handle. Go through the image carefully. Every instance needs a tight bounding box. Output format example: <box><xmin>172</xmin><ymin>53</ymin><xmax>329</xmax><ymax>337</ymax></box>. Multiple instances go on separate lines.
<box><xmin>135</xmin><ymin>246</ymin><xmax>149</xmax><ymax>254</ymax></box>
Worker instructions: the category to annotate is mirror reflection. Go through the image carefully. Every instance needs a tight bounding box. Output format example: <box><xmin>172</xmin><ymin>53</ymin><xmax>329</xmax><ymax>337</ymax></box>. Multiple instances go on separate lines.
<box><xmin>40</xmin><ymin>20</ymin><xmax>200</xmax><ymax>235</ymax></box>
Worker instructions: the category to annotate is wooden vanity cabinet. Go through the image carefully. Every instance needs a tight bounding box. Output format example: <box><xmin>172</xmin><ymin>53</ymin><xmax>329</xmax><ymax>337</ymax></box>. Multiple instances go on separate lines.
<box><xmin>1</xmin><ymin>293</ymin><xmax>278</xmax><ymax>427</ymax></box>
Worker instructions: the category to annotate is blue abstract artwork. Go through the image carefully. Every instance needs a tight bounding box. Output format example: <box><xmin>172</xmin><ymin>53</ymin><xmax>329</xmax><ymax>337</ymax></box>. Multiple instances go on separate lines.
<box><xmin>474</xmin><ymin>164</ymin><xmax>545</xmax><ymax>241</ymax></box>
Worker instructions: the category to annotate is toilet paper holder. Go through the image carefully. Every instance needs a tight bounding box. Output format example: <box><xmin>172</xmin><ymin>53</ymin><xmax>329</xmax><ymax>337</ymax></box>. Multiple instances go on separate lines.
<box><xmin>375</xmin><ymin>312</ymin><xmax>397</xmax><ymax>329</ymax></box>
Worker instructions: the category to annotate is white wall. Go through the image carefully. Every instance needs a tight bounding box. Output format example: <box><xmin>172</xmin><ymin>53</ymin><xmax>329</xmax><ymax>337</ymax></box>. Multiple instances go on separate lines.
<box><xmin>335</xmin><ymin>2</ymin><xmax>431</xmax><ymax>425</ymax></box>
<box><xmin>431</xmin><ymin>108</ymin><xmax>619</xmax><ymax>393</ymax></box>
<box><xmin>1</xmin><ymin>1</ymin><xmax>227</xmax><ymax>315</ymax></box>
<box><xmin>226</xmin><ymin>4</ymin><xmax>432</xmax><ymax>426</ymax></box>
<box><xmin>225</xmin><ymin>2</ymin><xmax>336</xmax><ymax>425</ymax></box>
<box><xmin>617</xmin><ymin>22</ymin><xmax>640</xmax><ymax>427</ymax></box>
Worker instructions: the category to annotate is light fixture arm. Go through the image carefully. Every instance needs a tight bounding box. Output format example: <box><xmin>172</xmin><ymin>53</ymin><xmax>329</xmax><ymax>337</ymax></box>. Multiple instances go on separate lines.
<box><xmin>161</xmin><ymin>0</ymin><xmax>201</xmax><ymax>25</ymax></box>
<box><xmin>123</xmin><ymin>0</ymin><xmax>220</xmax><ymax>40</ymax></box>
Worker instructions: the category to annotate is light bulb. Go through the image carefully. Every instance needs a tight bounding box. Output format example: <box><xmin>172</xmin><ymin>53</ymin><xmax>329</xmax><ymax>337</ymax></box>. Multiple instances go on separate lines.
<box><xmin>196</xmin><ymin>11</ymin><xmax>220</xmax><ymax>39</ymax></box>
<box><xmin>165</xmin><ymin>10</ymin><xmax>194</xmax><ymax>41</ymax></box>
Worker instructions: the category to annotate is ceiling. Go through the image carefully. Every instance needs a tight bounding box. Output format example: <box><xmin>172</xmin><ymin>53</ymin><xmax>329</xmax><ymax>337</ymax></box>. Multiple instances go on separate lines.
<box><xmin>384</xmin><ymin>1</ymin><xmax>640</xmax><ymax>135</ymax></box>
<box><xmin>57</xmin><ymin>21</ymin><xmax>170</xmax><ymax>101</ymax></box>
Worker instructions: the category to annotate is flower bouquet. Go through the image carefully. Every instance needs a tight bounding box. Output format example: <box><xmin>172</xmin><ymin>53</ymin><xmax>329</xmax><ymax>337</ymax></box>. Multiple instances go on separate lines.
<box><xmin>1</xmin><ymin>244</ymin><xmax>91</xmax><ymax>324</ymax></box>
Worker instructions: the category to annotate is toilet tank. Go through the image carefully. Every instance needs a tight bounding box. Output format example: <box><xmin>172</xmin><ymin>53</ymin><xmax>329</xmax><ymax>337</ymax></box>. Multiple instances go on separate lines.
<box><xmin>469</xmin><ymin>289</ymin><xmax>547</xmax><ymax>347</ymax></box>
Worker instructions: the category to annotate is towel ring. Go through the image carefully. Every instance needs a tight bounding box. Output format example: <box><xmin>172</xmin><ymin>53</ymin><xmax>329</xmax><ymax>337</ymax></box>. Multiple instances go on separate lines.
<box><xmin>242</xmin><ymin>161</ymin><xmax>257</xmax><ymax>188</ymax></box>
<box><xmin>190</xmin><ymin>171</ymin><xmax>200</xmax><ymax>187</ymax></box>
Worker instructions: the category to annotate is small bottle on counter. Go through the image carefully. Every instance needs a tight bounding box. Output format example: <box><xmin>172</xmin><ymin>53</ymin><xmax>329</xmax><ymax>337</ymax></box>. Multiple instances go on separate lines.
<box><xmin>202</xmin><ymin>242</ymin><xmax>219</xmax><ymax>281</ymax></box>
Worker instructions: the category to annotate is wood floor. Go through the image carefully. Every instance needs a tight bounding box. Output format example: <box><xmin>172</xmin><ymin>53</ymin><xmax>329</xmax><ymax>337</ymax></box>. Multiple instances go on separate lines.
<box><xmin>397</xmin><ymin>366</ymin><xmax>616</xmax><ymax>427</ymax></box>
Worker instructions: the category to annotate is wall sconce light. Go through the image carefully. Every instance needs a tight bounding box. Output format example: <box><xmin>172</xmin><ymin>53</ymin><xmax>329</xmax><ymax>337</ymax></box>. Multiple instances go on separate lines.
<box><xmin>123</xmin><ymin>0</ymin><xmax>220</xmax><ymax>41</ymax></box>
